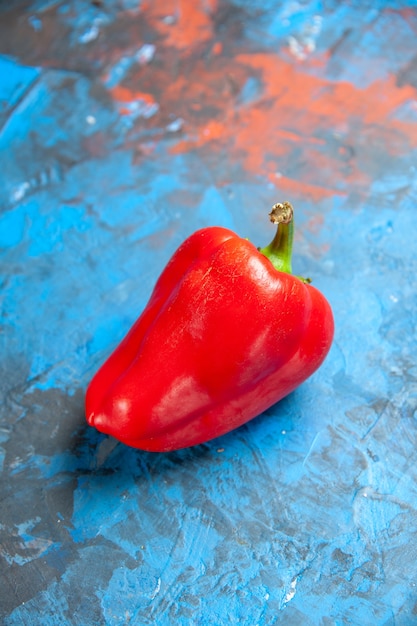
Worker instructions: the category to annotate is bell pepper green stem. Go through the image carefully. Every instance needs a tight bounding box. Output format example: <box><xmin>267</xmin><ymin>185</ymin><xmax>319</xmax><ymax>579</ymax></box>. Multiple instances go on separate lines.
<box><xmin>259</xmin><ymin>201</ymin><xmax>294</xmax><ymax>274</ymax></box>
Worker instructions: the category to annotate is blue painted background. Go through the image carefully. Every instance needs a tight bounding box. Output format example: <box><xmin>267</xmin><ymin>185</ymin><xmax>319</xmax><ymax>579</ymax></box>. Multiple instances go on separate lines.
<box><xmin>1</xmin><ymin>1</ymin><xmax>417</xmax><ymax>624</ymax></box>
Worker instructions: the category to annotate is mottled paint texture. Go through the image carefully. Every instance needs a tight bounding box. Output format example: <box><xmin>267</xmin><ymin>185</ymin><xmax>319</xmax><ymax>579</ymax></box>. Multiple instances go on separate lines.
<box><xmin>1</xmin><ymin>0</ymin><xmax>417</xmax><ymax>624</ymax></box>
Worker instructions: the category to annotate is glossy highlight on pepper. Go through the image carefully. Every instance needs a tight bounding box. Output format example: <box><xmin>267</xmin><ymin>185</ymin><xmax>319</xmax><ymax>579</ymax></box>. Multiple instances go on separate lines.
<box><xmin>86</xmin><ymin>203</ymin><xmax>334</xmax><ymax>451</ymax></box>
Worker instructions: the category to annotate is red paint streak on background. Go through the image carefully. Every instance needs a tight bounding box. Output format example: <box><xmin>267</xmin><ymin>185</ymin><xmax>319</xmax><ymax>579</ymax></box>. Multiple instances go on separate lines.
<box><xmin>267</xmin><ymin>174</ymin><xmax>343</xmax><ymax>203</ymax></box>
<box><xmin>145</xmin><ymin>0</ymin><xmax>218</xmax><ymax>51</ymax></box>
<box><xmin>111</xmin><ymin>85</ymin><xmax>157</xmax><ymax>115</ymax></box>
<box><xmin>106</xmin><ymin>5</ymin><xmax>417</xmax><ymax>202</ymax></box>
<box><xmin>174</xmin><ymin>53</ymin><xmax>416</xmax><ymax>199</ymax></box>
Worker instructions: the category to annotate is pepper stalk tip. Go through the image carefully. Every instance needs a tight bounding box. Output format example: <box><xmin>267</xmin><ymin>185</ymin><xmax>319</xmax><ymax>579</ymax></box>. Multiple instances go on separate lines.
<box><xmin>269</xmin><ymin>201</ymin><xmax>293</xmax><ymax>225</ymax></box>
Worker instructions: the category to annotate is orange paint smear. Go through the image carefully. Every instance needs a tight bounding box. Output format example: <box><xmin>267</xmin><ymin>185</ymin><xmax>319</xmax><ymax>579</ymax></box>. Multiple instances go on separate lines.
<box><xmin>110</xmin><ymin>85</ymin><xmax>158</xmax><ymax>117</ymax></box>
<box><xmin>267</xmin><ymin>173</ymin><xmax>345</xmax><ymax>203</ymax></box>
<box><xmin>111</xmin><ymin>85</ymin><xmax>156</xmax><ymax>106</ymax></box>
<box><xmin>212</xmin><ymin>41</ymin><xmax>223</xmax><ymax>56</ymax></box>
<box><xmin>236</xmin><ymin>52</ymin><xmax>417</xmax><ymax>154</ymax></box>
<box><xmin>146</xmin><ymin>0</ymin><xmax>218</xmax><ymax>51</ymax></box>
<box><xmin>105</xmin><ymin>3</ymin><xmax>417</xmax><ymax>204</ymax></box>
<box><xmin>169</xmin><ymin>51</ymin><xmax>417</xmax><ymax>199</ymax></box>
<box><xmin>172</xmin><ymin>119</ymin><xmax>228</xmax><ymax>154</ymax></box>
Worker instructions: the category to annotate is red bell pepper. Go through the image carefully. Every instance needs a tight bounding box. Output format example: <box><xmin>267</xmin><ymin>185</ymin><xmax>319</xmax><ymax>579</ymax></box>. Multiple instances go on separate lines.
<box><xmin>86</xmin><ymin>202</ymin><xmax>334</xmax><ymax>451</ymax></box>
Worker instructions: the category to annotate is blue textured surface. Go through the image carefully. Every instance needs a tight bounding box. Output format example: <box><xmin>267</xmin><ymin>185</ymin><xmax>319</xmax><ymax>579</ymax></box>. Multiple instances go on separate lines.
<box><xmin>1</xmin><ymin>1</ymin><xmax>417</xmax><ymax>624</ymax></box>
